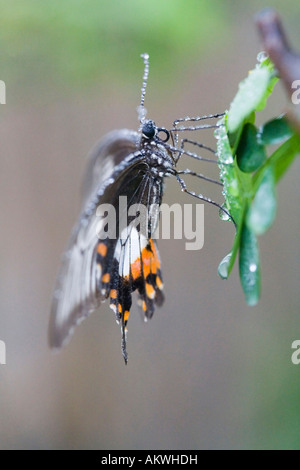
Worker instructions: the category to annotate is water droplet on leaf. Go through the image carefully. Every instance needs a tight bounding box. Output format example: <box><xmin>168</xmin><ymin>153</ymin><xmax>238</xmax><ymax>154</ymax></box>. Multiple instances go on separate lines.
<box><xmin>257</xmin><ymin>51</ymin><xmax>268</xmax><ymax>63</ymax></box>
<box><xmin>218</xmin><ymin>252</ymin><xmax>232</xmax><ymax>279</ymax></box>
<box><xmin>249</xmin><ymin>263</ymin><xmax>257</xmax><ymax>272</ymax></box>
<box><xmin>219</xmin><ymin>205</ymin><xmax>230</xmax><ymax>221</ymax></box>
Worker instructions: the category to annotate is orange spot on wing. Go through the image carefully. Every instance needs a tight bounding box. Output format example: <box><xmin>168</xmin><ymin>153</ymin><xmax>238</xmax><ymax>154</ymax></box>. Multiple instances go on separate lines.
<box><xmin>131</xmin><ymin>239</ymin><xmax>161</xmax><ymax>282</ymax></box>
<box><xmin>156</xmin><ymin>276</ymin><xmax>163</xmax><ymax>290</ymax></box>
<box><xmin>141</xmin><ymin>241</ymin><xmax>158</xmax><ymax>278</ymax></box>
<box><xmin>110</xmin><ymin>289</ymin><xmax>117</xmax><ymax>299</ymax></box>
<box><xmin>146</xmin><ymin>283</ymin><xmax>155</xmax><ymax>299</ymax></box>
<box><xmin>131</xmin><ymin>257</ymin><xmax>141</xmax><ymax>280</ymax></box>
<box><xmin>102</xmin><ymin>273</ymin><xmax>110</xmax><ymax>283</ymax></box>
<box><xmin>97</xmin><ymin>243</ymin><xmax>107</xmax><ymax>257</ymax></box>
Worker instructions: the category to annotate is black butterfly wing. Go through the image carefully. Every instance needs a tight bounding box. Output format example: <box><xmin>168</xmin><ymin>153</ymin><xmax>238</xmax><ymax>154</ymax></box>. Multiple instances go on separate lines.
<box><xmin>81</xmin><ymin>129</ymin><xmax>140</xmax><ymax>205</ymax></box>
<box><xmin>101</xmin><ymin>171</ymin><xmax>165</xmax><ymax>362</ymax></box>
<box><xmin>49</xmin><ymin>129</ymin><xmax>142</xmax><ymax>349</ymax></box>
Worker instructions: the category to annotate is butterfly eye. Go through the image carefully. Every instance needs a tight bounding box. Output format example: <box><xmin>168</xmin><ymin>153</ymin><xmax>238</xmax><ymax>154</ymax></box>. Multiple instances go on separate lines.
<box><xmin>142</xmin><ymin>120</ymin><xmax>156</xmax><ymax>139</ymax></box>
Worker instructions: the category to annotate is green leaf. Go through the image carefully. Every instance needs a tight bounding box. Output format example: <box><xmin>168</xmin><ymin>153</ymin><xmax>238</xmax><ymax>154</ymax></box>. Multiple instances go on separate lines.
<box><xmin>252</xmin><ymin>134</ymin><xmax>300</xmax><ymax>185</ymax></box>
<box><xmin>236</xmin><ymin>123</ymin><xmax>267</xmax><ymax>173</ymax></box>
<box><xmin>247</xmin><ymin>166</ymin><xmax>276</xmax><ymax>235</ymax></box>
<box><xmin>217</xmin><ymin>198</ymin><xmax>247</xmax><ymax>280</ymax></box>
<box><xmin>216</xmin><ymin>116</ymin><xmax>251</xmax><ymax>279</ymax></box>
<box><xmin>255</xmin><ymin>75</ymin><xmax>278</xmax><ymax>112</ymax></box>
<box><xmin>271</xmin><ymin>135</ymin><xmax>300</xmax><ymax>182</ymax></box>
<box><xmin>258</xmin><ymin>115</ymin><xmax>293</xmax><ymax>146</ymax></box>
<box><xmin>216</xmin><ymin>117</ymin><xmax>240</xmax><ymax>224</ymax></box>
<box><xmin>227</xmin><ymin>61</ymin><xmax>277</xmax><ymax>134</ymax></box>
<box><xmin>239</xmin><ymin>223</ymin><xmax>261</xmax><ymax>306</ymax></box>
<box><xmin>274</xmin><ymin>151</ymin><xmax>298</xmax><ymax>182</ymax></box>
<box><xmin>215</xmin><ymin>55</ymin><xmax>299</xmax><ymax>306</ymax></box>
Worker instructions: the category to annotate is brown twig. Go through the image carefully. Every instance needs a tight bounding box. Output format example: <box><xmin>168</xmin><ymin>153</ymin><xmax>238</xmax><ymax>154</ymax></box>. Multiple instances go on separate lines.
<box><xmin>256</xmin><ymin>8</ymin><xmax>300</xmax><ymax>133</ymax></box>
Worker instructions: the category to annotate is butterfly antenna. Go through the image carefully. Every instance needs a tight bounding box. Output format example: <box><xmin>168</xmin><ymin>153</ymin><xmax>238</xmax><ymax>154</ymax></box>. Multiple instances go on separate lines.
<box><xmin>137</xmin><ymin>53</ymin><xmax>150</xmax><ymax>123</ymax></box>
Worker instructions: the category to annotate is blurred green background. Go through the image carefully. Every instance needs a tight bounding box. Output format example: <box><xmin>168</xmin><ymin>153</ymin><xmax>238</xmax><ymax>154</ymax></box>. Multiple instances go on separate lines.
<box><xmin>0</xmin><ymin>0</ymin><xmax>299</xmax><ymax>450</ymax></box>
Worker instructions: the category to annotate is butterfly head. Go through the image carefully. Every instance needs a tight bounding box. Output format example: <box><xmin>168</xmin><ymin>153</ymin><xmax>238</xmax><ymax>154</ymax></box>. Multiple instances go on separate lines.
<box><xmin>141</xmin><ymin>119</ymin><xmax>156</xmax><ymax>139</ymax></box>
<box><xmin>141</xmin><ymin>119</ymin><xmax>170</xmax><ymax>145</ymax></box>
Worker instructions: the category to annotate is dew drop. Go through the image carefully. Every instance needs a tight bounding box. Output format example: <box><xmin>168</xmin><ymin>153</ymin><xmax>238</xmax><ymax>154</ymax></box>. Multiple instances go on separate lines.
<box><xmin>257</xmin><ymin>51</ymin><xmax>268</xmax><ymax>63</ymax></box>
<box><xmin>222</xmin><ymin>154</ymin><xmax>234</xmax><ymax>164</ymax></box>
<box><xmin>218</xmin><ymin>252</ymin><xmax>232</xmax><ymax>279</ymax></box>
<box><xmin>219</xmin><ymin>204</ymin><xmax>230</xmax><ymax>221</ymax></box>
<box><xmin>137</xmin><ymin>105</ymin><xmax>147</xmax><ymax>122</ymax></box>
<box><xmin>249</xmin><ymin>263</ymin><xmax>257</xmax><ymax>272</ymax></box>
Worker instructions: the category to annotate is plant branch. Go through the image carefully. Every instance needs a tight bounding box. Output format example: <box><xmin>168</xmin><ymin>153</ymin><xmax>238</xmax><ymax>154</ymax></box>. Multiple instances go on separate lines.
<box><xmin>255</xmin><ymin>8</ymin><xmax>300</xmax><ymax>132</ymax></box>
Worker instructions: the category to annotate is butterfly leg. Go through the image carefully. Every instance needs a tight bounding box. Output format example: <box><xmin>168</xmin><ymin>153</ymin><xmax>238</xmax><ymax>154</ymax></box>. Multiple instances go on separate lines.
<box><xmin>171</xmin><ymin>113</ymin><xmax>225</xmax><ymax>147</ymax></box>
<box><xmin>175</xmin><ymin>173</ymin><xmax>236</xmax><ymax>227</ymax></box>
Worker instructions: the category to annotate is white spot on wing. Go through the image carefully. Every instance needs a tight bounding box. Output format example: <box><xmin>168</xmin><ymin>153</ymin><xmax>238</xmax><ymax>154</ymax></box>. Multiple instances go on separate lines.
<box><xmin>114</xmin><ymin>227</ymin><xmax>147</xmax><ymax>277</ymax></box>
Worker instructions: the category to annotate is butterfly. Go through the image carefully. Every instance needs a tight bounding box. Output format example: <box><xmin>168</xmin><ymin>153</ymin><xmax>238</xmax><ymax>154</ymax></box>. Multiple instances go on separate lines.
<box><xmin>49</xmin><ymin>53</ymin><xmax>231</xmax><ymax>363</ymax></box>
